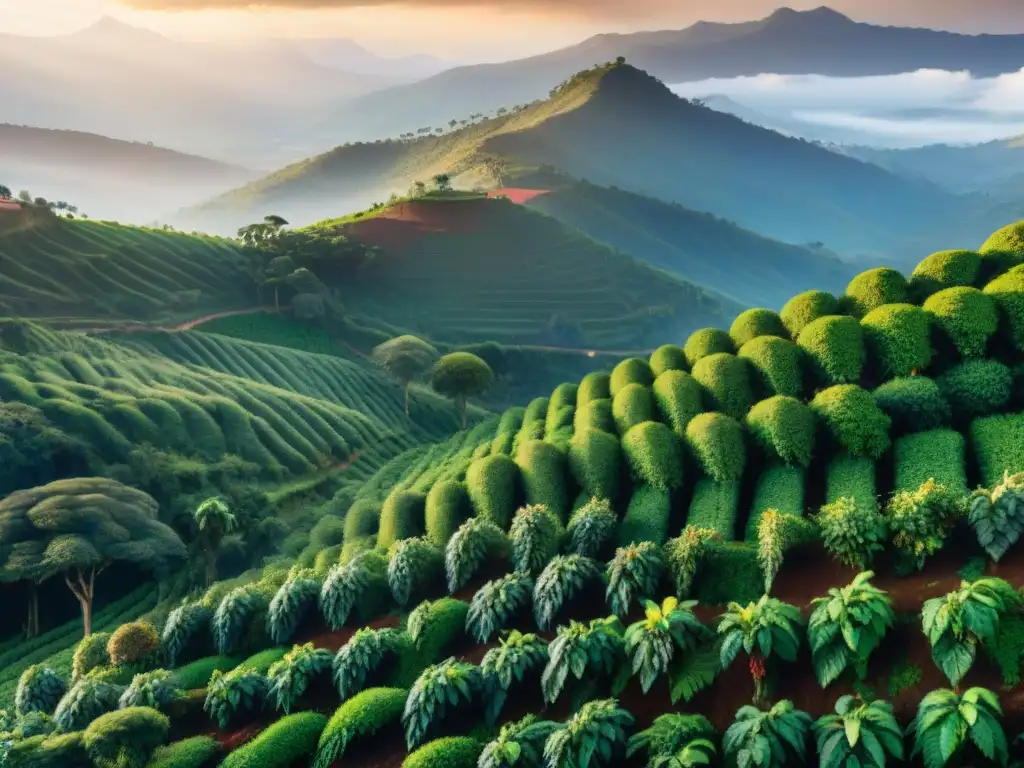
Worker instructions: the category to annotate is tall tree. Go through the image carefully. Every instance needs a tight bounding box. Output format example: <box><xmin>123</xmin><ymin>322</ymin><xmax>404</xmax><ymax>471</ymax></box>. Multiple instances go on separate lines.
<box><xmin>0</xmin><ymin>478</ymin><xmax>186</xmax><ymax>636</ymax></box>
<box><xmin>372</xmin><ymin>336</ymin><xmax>440</xmax><ymax>418</ymax></box>
<box><xmin>433</xmin><ymin>174</ymin><xmax>453</xmax><ymax>192</ymax></box>
<box><xmin>431</xmin><ymin>352</ymin><xmax>494</xmax><ymax>429</ymax></box>
<box><xmin>194</xmin><ymin>497</ymin><xmax>237</xmax><ymax>587</ymax></box>
<box><xmin>0</xmin><ymin>184</ymin><xmax>11</xmax><ymax>199</ymax></box>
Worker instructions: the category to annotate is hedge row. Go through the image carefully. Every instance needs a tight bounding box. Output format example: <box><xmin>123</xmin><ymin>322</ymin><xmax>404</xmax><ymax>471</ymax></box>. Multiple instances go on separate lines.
<box><xmin>744</xmin><ymin>464</ymin><xmax>806</xmax><ymax>541</ymax></box>
<box><xmin>970</xmin><ymin>412</ymin><xmax>1024</xmax><ymax>487</ymax></box>
<box><xmin>686</xmin><ymin>479</ymin><xmax>739</xmax><ymax>539</ymax></box>
<box><xmin>893</xmin><ymin>429</ymin><xmax>968</xmax><ymax>495</ymax></box>
<box><xmin>618</xmin><ymin>484</ymin><xmax>671</xmax><ymax>546</ymax></box>
<box><xmin>824</xmin><ymin>453</ymin><xmax>878</xmax><ymax>512</ymax></box>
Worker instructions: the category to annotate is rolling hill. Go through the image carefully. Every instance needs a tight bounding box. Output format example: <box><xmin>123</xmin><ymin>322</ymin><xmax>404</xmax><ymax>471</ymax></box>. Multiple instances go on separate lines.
<box><xmin>194</xmin><ymin>61</ymin><xmax>1013</xmax><ymax>262</ymax></box>
<box><xmin>313</xmin><ymin>7</ymin><xmax>1024</xmax><ymax>145</ymax></box>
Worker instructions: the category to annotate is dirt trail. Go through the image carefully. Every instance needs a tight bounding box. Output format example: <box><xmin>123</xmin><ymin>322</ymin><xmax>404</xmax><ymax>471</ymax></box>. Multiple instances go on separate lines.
<box><xmin>75</xmin><ymin>306</ymin><xmax>276</xmax><ymax>335</ymax></box>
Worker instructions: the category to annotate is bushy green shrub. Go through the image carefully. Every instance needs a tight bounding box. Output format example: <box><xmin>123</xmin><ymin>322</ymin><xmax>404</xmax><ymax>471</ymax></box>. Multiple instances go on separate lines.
<box><xmin>0</xmin><ymin>731</ymin><xmax>88</xmax><ymax>768</ymax></box>
<box><xmin>479</xmin><ymin>715</ymin><xmax>559</xmax><ymax>768</ymax></box>
<box><xmin>516</xmin><ymin>440</ymin><xmax>569</xmax><ymax>522</ymax></box>
<box><xmin>687</xmin><ymin>479</ymin><xmax>739</xmax><ymax>540</ymax></box>
<box><xmin>465</xmin><ymin>454</ymin><xmax>519</xmax><ymax>529</ymax></box>
<box><xmin>510</xmin><ymin>504</ymin><xmax>562</xmax><ymax>574</ymax></box>
<box><xmin>53</xmin><ymin>677</ymin><xmax>122</xmax><ymax>732</ymax></box>
<box><xmin>745</xmin><ymin>465</ymin><xmax>806</xmax><ymax>540</ymax></box>
<box><xmin>810</xmin><ymin>385</ymin><xmax>891</xmax><ymax>459</ymax></box>
<box><xmin>267</xmin><ymin>573</ymin><xmax>321</xmax><ymax>644</ymax></box>
<box><xmin>612</xmin><ymin>383</ymin><xmax>656</xmax><ymax>434</ymax></box>
<box><xmin>542</xmin><ymin>618</ymin><xmax>625</xmax><ymax>704</ymax></box>
<box><xmin>237</xmin><ymin>647</ymin><xmax>290</xmax><ymax>675</ymax></box>
<box><xmin>319</xmin><ymin>551</ymin><xmax>390</xmax><ymax>629</ymax></box>
<box><xmin>971</xmin><ymin>412</ymin><xmax>1024</xmax><ymax>486</ymax></box>
<box><xmin>480</xmin><ymin>630</ymin><xmax>548</xmax><ymax>722</ymax></box>
<box><xmin>684</xmin><ymin>328</ymin><xmax>735</xmax><ymax>366</ymax></box>
<box><xmin>652</xmin><ymin>370</ymin><xmax>703</xmax><ymax>436</ymax></box>
<box><xmin>980</xmin><ymin>221</ymin><xmax>1024</xmax><ymax>274</ymax></box>
<box><xmin>146</xmin><ymin>736</ymin><xmax>221</xmax><ymax>768</ymax></box>
<box><xmin>610</xmin><ymin>358</ymin><xmax>654</xmax><ymax>396</ymax></box>
<box><xmin>203</xmin><ymin>667</ymin><xmax>267</xmax><ymax>730</ymax></box>
<box><xmin>313</xmin><ymin>687</ymin><xmax>407</xmax><ymax>768</ymax></box>
<box><xmin>118</xmin><ymin>670</ymin><xmax>181</xmax><ymax>711</ymax></box>
<box><xmin>983</xmin><ymin>266</ymin><xmax>1024</xmax><ymax>351</ymax></box>
<box><xmin>649</xmin><ymin>344</ymin><xmax>688</xmax><ymax>376</ymax></box>
<box><xmin>425</xmin><ymin>480</ymin><xmax>471</xmax><ymax>548</ymax></box>
<box><xmin>691</xmin><ymin>353</ymin><xmax>754</xmax><ymax>419</ymax></box>
<box><xmin>544</xmin><ymin>699</ymin><xmax>634</xmax><ymax>768</ymax></box>
<box><xmin>171</xmin><ymin>656</ymin><xmax>239</xmax><ymax>691</ymax></box>
<box><xmin>924</xmin><ymin>287</ymin><xmax>998</xmax><ymax>359</ymax></box>
<box><xmin>825</xmin><ymin>454</ymin><xmax>878</xmax><ymax>510</ymax></box>
<box><xmin>780</xmin><ymin>290</ymin><xmax>840</xmax><ymax>338</ymax></box>
<box><xmin>568</xmin><ymin>428</ymin><xmax>622</xmax><ymax>501</ymax></box>
<box><xmin>548</xmin><ymin>383</ymin><xmax>578</xmax><ymax>416</ymax></box>
<box><xmin>533</xmin><ymin>555</ymin><xmax>602</xmax><ymax>630</ymax></box>
<box><xmin>910</xmin><ymin>249</ymin><xmax>982</xmax><ymax>297</ymax></box>
<box><xmin>107</xmin><ymin>622</ymin><xmax>159</xmax><ymax>669</ymax></box>
<box><xmin>403</xmin><ymin>737</ymin><xmax>482</xmax><ymax>768</ymax></box>
<box><xmin>403</xmin><ymin>658</ymin><xmax>484</xmax><ymax>749</ymax></box>
<box><xmin>887</xmin><ymin>479</ymin><xmax>966</xmax><ymax>571</ymax></box>
<box><xmin>574</xmin><ymin>397</ymin><xmax>616</xmax><ymax>434</ymax></box>
<box><xmin>798</xmin><ymin>315</ymin><xmax>865</xmax><ymax>385</ymax></box>
<box><xmin>83</xmin><ymin>707</ymin><xmax>169</xmax><ymax>768</ymax></box>
<box><xmin>861</xmin><ymin>304</ymin><xmax>933</xmax><ymax>379</ymax></box>
<box><xmin>445</xmin><ymin>517</ymin><xmax>509</xmax><ymax>592</ymax></box>
<box><xmin>894</xmin><ymin>429</ymin><xmax>968</xmax><ymax>495</ymax></box>
<box><xmin>377</xmin><ymin>490</ymin><xmax>427</xmax><ymax>549</ymax></box>
<box><xmin>738</xmin><ymin>336</ymin><xmax>804</xmax><ymax>399</ymax></box>
<box><xmin>873</xmin><ymin>376</ymin><xmax>951</xmax><ymax>435</ymax></box>
<box><xmin>343</xmin><ymin>499</ymin><xmax>381</xmax><ymax>541</ymax></box>
<box><xmin>844</xmin><ymin>267</ymin><xmax>909</xmax><ymax>317</ymax></box>
<box><xmin>606</xmin><ymin>541</ymin><xmax>665</xmax><ymax>617</ymax></box>
<box><xmin>731</xmin><ymin>308</ymin><xmax>788</xmax><ymax>347</ymax></box>
<box><xmin>566</xmin><ymin>498</ymin><xmax>618</xmax><ymax>559</ymax></box>
<box><xmin>466</xmin><ymin>572</ymin><xmax>535</xmax><ymax>643</ymax></box>
<box><xmin>266</xmin><ymin>643</ymin><xmax>332</xmax><ymax>714</ymax></box>
<box><xmin>211</xmin><ymin>586</ymin><xmax>267</xmax><ymax>656</ymax></box>
<box><xmin>388</xmin><ymin>537</ymin><xmax>444</xmax><ymax>606</ymax></box>
<box><xmin>686</xmin><ymin>412</ymin><xmax>746</xmax><ymax>482</ymax></box>
<box><xmin>161</xmin><ymin>603</ymin><xmax>212</xmax><ymax>669</ymax></box>
<box><xmin>939</xmin><ymin>360</ymin><xmax>1013</xmax><ymax>417</ymax></box>
<box><xmin>745</xmin><ymin>396</ymin><xmax>815</xmax><ymax>468</ymax></box>
<box><xmin>622</xmin><ymin>421</ymin><xmax>685</xmax><ymax>490</ymax></box>
<box><xmin>618</xmin><ymin>485</ymin><xmax>671</xmax><ymax>546</ymax></box>
<box><xmin>221</xmin><ymin>711</ymin><xmax>327</xmax><ymax>768</ymax></box>
<box><xmin>331</xmin><ymin>629</ymin><xmax>404</xmax><ymax>702</ymax></box>
<box><xmin>15</xmin><ymin>666</ymin><xmax>66</xmax><ymax>716</ymax></box>
<box><xmin>73</xmin><ymin>632</ymin><xmax>111</xmax><ymax>683</ymax></box>
<box><xmin>577</xmin><ymin>372</ymin><xmax>610</xmax><ymax>404</ymax></box>
<box><xmin>816</xmin><ymin>497</ymin><xmax>887</xmax><ymax>570</ymax></box>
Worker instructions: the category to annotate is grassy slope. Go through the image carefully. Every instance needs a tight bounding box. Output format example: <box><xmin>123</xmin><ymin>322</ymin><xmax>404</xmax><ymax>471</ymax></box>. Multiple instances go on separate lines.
<box><xmin>320</xmin><ymin>196</ymin><xmax>742</xmax><ymax>349</ymax></box>
<box><xmin>0</xmin><ymin>208</ymin><xmax>253</xmax><ymax>324</ymax></box>
<box><xmin>524</xmin><ymin>177</ymin><xmax>856</xmax><ymax>308</ymax></box>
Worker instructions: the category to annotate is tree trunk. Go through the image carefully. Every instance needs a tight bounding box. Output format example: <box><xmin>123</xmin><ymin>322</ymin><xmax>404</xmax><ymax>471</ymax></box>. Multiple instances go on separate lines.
<box><xmin>65</xmin><ymin>565</ymin><xmax>104</xmax><ymax>637</ymax></box>
<box><xmin>404</xmin><ymin>384</ymin><xmax>410</xmax><ymax>420</ymax></box>
<box><xmin>459</xmin><ymin>396</ymin><xmax>467</xmax><ymax>430</ymax></box>
<box><xmin>25</xmin><ymin>583</ymin><xmax>40</xmax><ymax>639</ymax></box>
<box><xmin>274</xmin><ymin>285</ymin><xmax>279</xmax><ymax>313</ymax></box>
<box><xmin>205</xmin><ymin>546</ymin><xmax>218</xmax><ymax>588</ymax></box>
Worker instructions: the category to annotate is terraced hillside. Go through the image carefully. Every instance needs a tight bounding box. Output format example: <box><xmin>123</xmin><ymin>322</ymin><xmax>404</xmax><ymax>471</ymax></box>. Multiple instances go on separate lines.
<box><xmin>0</xmin><ymin>207</ymin><xmax>252</xmax><ymax>324</ymax></box>
<box><xmin>322</xmin><ymin>195</ymin><xmax>742</xmax><ymax>349</ymax></box>
<box><xmin>2</xmin><ymin>223</ymin><xmax>1021</xmax><ymax>768</ymax></box>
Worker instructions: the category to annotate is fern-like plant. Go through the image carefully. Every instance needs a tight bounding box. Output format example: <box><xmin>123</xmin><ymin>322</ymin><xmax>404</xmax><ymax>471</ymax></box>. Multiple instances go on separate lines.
<box><xmin>466</xmin><ymin>572</ymin><xmax>534</xmax><ymax>643</ymax></box>
<box><xmin>267</xmin><ymin>572</ymin><xmax>322</xmax><ymax>644</ymax></box>
<box><xmin>627</xmin><ymin>713</ymin><xmax>716</xmax><ymax>768</ymax></box>
<box><xmin>203</xmin><ymin>667</ymin><xmax>268</xmax><ymax>730</ymax></box>
<box><xmin>543</xmin><ymin>698</ymin><xmax>634</xmax><ymax>768</ymax></box>
<box><xmin>161</xmin><ymin>602</ymin><xmax>213</xmax><ymax>667</ymax></box>
<box><xmin>402</xmin><ymin>657</ymin><xmax>484</xmax><ymax>749</ymax></box>
<box><xmin>53</xmin><ymin>678</ymin><xmax>123</xmax><ymax>731</ymax></box>
<box><xmin>817</xmin><ymin>497</ymin><xmax>887</xmax><ymax>571</ymax></box>
<box><xmin>534</xmin><ymin>554</ymin><xmax>602</xmax><ymax>630</ymax></box>
<box><xmin>267</xmin><ymin>642</ymin><xmax>332</xmax><ymax>714</ymax></box>
<box><xmin>15</xmin><ymin>666</ymin><xmax>66</xmax><ymax>717</ymax></box>
<box><xmin>212</xmin><ymin>586</ymin><xmax>267</xmax><ymax>655</ymax></box>
<box><xmin>319</xmin><ymin>551</ymin><xmax>388</xmax><ymax>629</ymax></box>
<box><xmin>542</xmin><ymin>617</ymin><xmax>625</xmax><ymax>704</ymax></box>
<box><xmin>445</xmin><ymin>517</ymin><xmax>509</xmax><ymax>592</ymax></box>
<box><xmin>723</xmin><ymin>700</ymin><xmax>812</xmax><ymax>768</ymax></box>
<box><xmin>808</xmin><ymin>571</ymin><xmax>895</xmax><ymax>688</ymax></box>
<box><xmin>718</xmin><ymin>595</ymin><xmax>803</xmax><ymax>705</ymax></box>
<box><xmin>607</xmin><ymin>541</ymin><xmax>665</xmax><ymax>617</ymax></box>
<box><xmin>922</xmin><ymin>577</ymin><xmax>1019</xmax><ymax>687</ymax></box>
<box><xmin>332</xmin><ymin>628</ymin><xmax>403</xmax><ymax>701</ymax></box>
<box><xmin>510</xmin><ymin>504</ymin><xmax>562</xmax><ymax>574</ymax></box>
<box><xmin>479</xmin><ymin>714</ymin><xmax>560</xmax><ymax>768</ymax></box>
<box><xmin>118</xmin><ymin>670</ymin><xmax>182</xmax><ymax>711</ymax></box>
<box><xmin>665</xmin><ymin>527</ymin><xmax>721</xmax><ymax>598</ymax></box>
<box><xmin>407</xmin><ymin>599</ymin><xmax>435</xmax><ymax>644</ymax></box>
<box><xmin>910</xmin><ymin>687</ymin><xmax>1007</xmax><ymax>768</ymax></box>
<box><xmin>481</xmin><ymin>630</ymin><xmax>548</xmax><ymax>722</ymax></box>
<box><xmin>970</xmin><ymin>471</ymin><xmax>1024</xmax><ymax>562</ymax></box>
<box><xmin>813</xmin><ymin>695</ymin><xmax>904</xmax><ymax>768</ymax></box>
<box><xmin>388</xmin><ymin>537</ymin><xmax>444</xmax><ymax>606</ymax></box>
<box><xmin>887</xmin><ymin>479</ymin><xmax>966</xmax><ymax>572</ymax></box>
<box><xmin>566</xmin><ymin>498</ymin><xmax>618</xmax><ymax>558</ymax></box>
<box><xmin>625</xmin><ymin>597</ymin><xmax>711</xmax><ymax>694</ymax></box>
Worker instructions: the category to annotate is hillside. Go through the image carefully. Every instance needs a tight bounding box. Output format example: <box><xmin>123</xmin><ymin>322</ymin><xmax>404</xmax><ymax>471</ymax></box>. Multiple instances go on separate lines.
<box><xmin>1</xmin><ymin>221</ymin><xmax>1021</xmax><ymax>767</ymax></box>
<box><xmin>312</xmin><ymin>7</ymin><xmax>1024</xmax><ymax>145</ymax></box>
<box><xmin>316</xmin><ymin>195</ymin><xmax>743</xmax><ymax>349</ymax></box>
<box><xmin>0</xmin><ymin>124</ymin><xmax>259</xmax><ymax>224</ymax></box>
<box><xmin>522</xmin><ymin>177</ymin><xmax>855</xmax><ymax>307</ymax></box>
<box><xmin>196</xmin><ymin>61</ymin><xmax>1011</xmax><ymax>261</ymax></box>
<box><xmin>0</xmin><ymin>208</ymin><xmax>253</xmax><ymax>324</ymax></box>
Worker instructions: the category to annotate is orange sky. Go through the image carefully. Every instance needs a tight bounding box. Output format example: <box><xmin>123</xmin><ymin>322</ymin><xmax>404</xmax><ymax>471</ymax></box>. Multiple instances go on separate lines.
<box><xmin>4</xmin><ymin>0</ymin><xmax>1024</xmax><ymax>59</ymax></box>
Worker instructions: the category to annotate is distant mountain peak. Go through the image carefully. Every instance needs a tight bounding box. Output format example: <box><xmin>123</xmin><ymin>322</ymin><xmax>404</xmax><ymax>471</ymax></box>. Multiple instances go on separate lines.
<box><xmin>765</xmin><ymin>6</ymin><xmax>852</xmax><ymax>25</ymax></box>
<box><xmin>72</xmin><ymin>15</ymin><xmax>166</xmax><ymax>41</ymax></box>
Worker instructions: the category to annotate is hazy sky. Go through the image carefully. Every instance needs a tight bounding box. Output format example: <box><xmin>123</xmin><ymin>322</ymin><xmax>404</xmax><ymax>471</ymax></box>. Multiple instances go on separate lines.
<box><xmin>5</xmin><ymin>0</ymin><xmax>1024</xmax><ymax>59</ymax></box>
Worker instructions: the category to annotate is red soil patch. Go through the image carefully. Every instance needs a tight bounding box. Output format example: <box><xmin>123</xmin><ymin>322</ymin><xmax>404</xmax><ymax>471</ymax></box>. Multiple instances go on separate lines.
<box><xmin>346</xmin><ymin>200</ymin><xmax>487</xmax><ymax>251</ymax></box>
<box><xmin>211</xmin><ymin>722</ymin><xmax>265</xmax><ymax>752</ymax></box>
<box><xmin>487</xmin><ymin>188</ymin><xmax>550</xmax><ymax>204</ymax></box>
<box><xmin>298</xmin><ymin>612</ymin><xmax>402</xmax><ymax>653</ymax></box>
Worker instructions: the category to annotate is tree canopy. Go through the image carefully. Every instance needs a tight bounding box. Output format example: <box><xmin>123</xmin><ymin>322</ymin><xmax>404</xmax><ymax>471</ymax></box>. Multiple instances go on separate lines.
<box><xmin>431</xmin><ymin>352</ymin><xmax>494</xmax><ymax>428</ymax></box>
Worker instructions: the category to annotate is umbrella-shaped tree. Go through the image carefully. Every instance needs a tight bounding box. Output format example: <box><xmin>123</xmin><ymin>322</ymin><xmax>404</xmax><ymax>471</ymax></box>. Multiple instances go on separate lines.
<box><xmin>0</xmin><ymin>478</ymin><xmax>186</xmax><ymax>637</ymax></box>
<box><xmin>372</xmin><ymin>336</ymin><xmax>440</xmax><ymax>419</ymax></box>
<box><xmin>431</xmin><ymin>352</ymin><xmax>494</xmax><ymax>429</ymax></box>
<box><xmin>194</xmin><ymin>497</ymin><xmax>236</xmax><ymax>587</ymax></box>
